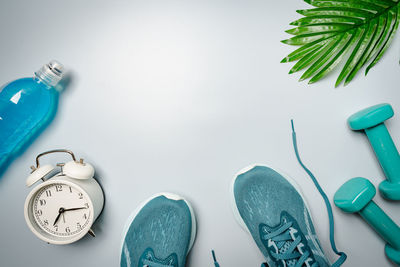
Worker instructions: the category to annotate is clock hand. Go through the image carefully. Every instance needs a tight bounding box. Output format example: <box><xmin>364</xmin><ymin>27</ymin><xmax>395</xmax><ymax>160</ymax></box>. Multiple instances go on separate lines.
<box><xmin>63</xmin><ymin>207</ymin><xmax>87</xmax><ymax>212</ymax></box>
<box><xmin>53</xmin><ymin>207</ymin><xmax>86</xmax><ymax>226</ymax></box>
<box><xmin>53</xmin><ymin>207</ymin><xmax>65</xmax><ymax>226</ymax></box>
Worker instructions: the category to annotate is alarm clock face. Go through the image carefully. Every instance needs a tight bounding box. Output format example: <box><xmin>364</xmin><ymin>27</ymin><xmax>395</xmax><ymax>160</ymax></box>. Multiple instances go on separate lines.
<box><xmin>25</xmin><ymin>179</ymin><xmax>94</xmax><ymax>244</ymax></box>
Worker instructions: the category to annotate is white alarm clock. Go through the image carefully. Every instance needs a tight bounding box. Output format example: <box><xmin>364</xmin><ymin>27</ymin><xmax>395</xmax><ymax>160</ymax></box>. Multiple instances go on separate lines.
<box><xmin>24</xmin><ymin>149</ymin><xmax>104</xmax><ymax>245</ymax></box>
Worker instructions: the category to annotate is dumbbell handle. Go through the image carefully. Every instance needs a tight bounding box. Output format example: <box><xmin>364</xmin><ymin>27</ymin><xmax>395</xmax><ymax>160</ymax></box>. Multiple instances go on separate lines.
<box><xmin>359</xmin><ymin>201</ymin><xmax>400</xmax><ymax>250</ymax></box>
<box><xmin>365</xmin><ymin>124</ymin><xmax>400</xmax><ymax>184</ymax></box>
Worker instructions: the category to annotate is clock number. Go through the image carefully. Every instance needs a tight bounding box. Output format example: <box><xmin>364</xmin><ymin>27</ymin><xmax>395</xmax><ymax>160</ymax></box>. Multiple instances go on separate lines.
<box><xmin>39</xmin><ymin>199</ymin><xmax>46</xmax><ymax>206</ymax></box>
<box><xmin>77</xmin><ymin>222</ymin><xmax>82</xmax><ymax>230</ymax></box>
<box><xmin>69</xmin><ymin>186</ymin><xmax>73</xmax><ymax>193</ymax></box>
<box><xmin>55</xmin><ymin>185</ymin><xmax>63</xmax><ymax>192</ymax></box>
<box><xmin>84</xmin><ymin>203</ymin><xmax>89</xmax><ymax>209</ymax></box>
<box><xmin>44</xmin><ymin>219</ymin><xmax>49</xmax><ymax>226</ymax></box>
<box><xmin>83</xmin><ymin>213</ymin><xmax>87</xmax><ymax>220</ymax></box>
<box><xmin>45</xmin><ymin>190</ymin><xmax>52</xmax><ymax>197</ymax></box>
<box><xmin>55</xmin><ymin>225</ymin><xmax>58</xmax><ymax>232</ymax></box>
<box><xmin>78</xmin><ymin>193</ymin><xmax>83</xmax><ymax>199</ymax></box>
<box><xmin>65</xmin><ymin>227</ymin><xmax>71</xmax><ymax>233</ymax></box>
<box><xmin>36</xmin><ymin>210</ymin><xmax>43</xmax><ymax>216</ymax></box>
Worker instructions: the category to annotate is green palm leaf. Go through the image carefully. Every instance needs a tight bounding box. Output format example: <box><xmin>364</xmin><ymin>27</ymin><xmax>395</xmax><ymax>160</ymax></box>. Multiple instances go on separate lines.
<box><xmin>282</xmin><ymin>0</ymin><xmax>400</xmax><ymax>86</ymax></box>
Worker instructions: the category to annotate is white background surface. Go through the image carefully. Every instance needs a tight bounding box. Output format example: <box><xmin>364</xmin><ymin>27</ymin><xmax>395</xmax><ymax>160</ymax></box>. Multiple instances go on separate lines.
<box><xmin>0</xmin><ymin>0</ymin><xmax>399</xmax><ymax>266</ymax></box>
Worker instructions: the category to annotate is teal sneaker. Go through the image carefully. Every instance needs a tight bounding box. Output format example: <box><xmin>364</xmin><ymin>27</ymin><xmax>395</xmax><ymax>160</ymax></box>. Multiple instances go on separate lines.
<box><xmin>120</xmin><ymin>193</ymin><xmax>196</xmax><ymax>267</ymax></box>
<box><xmin>231</xmin><ymin>165</ymin><xmax>330</xmax><ymax>267</ymax></box>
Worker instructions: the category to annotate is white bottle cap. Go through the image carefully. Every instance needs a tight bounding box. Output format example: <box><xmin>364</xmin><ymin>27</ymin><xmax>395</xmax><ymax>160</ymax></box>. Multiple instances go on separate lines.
<box><xmin>35</xmin><ymin>60</ymin><xmax>64</xmax><ymax>87</ymax></box>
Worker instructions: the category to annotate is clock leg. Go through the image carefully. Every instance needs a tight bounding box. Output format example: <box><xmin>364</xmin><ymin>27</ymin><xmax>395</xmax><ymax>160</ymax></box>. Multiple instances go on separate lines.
<box><xmin>88</xmin><ymin>229</ymin><xmax>95</xmax><ymax>237</ymax></box>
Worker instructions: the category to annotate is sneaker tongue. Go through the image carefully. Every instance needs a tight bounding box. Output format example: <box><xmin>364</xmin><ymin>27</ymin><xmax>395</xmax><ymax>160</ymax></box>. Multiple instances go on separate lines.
<box><xmin>279</xmin><ymin>241</ymin><xmax>296</xmax><ymax>267</ymax></box>
<box><xmin>262</xmin><ymin>216</ymin><xmax>297</xmax><ymax>267</ymax></box>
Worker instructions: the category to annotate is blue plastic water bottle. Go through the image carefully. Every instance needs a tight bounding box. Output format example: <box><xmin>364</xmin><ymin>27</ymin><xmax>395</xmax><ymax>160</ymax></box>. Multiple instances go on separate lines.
<box><xmin>0</xmin><ymin>61</ymin><xmax>64</xmax><ymax>174</ymax></box>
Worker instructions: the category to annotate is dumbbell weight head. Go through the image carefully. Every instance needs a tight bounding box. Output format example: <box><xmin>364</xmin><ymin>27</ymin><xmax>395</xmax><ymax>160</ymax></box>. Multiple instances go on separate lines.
<box><xmin>386</xmin><ymin>244</ymin><xmax>400</xmax><ymax>266</ymax></box>
<box><xmin>348</xmin><ymin>103</ymin><xmax>394</xmax><ymax>130</ymax></box>
<box><xmin>334</xmin><ymin>177</ymin><xmax>376</xmax><ymax>213</ymax></box>
<box><xmin>379</xmin><ymin>181</ymin><xmax>400</xmax><ymax>201</ymax></box>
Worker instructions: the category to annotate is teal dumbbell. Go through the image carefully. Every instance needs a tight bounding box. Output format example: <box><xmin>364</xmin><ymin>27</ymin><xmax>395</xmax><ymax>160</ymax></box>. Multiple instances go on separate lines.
<box><xmin>334</xmin><ymin>177</ymin><xmax>400</xmax><ymax>265</ymax></box>
<box><xmin>348</xmin><ymin>103</ymin><xmax>400</xmax><ymax>200</ymax></box>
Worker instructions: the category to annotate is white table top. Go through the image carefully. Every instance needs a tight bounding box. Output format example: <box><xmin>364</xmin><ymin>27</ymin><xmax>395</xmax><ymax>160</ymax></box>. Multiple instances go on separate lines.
<box><xmin>0</xmin><ymin>0</ymin><xmax>399</xmax><ymax>266</ymax></box>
